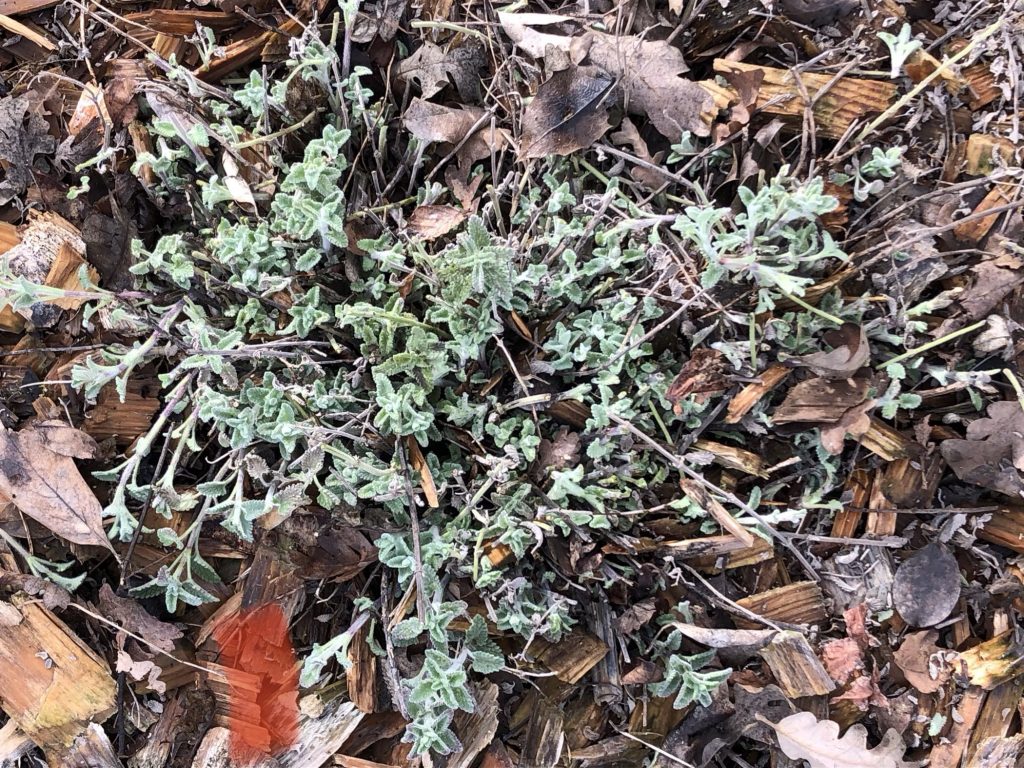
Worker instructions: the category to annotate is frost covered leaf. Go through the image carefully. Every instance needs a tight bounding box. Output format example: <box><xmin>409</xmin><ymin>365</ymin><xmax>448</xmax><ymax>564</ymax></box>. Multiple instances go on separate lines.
<box><xmin>763</xmin><ymin>711</ymin><xmax>924</xmax><ymax>768</ymax></box>
<box><xmin>0</xmin><ymin>91</ymin><xmax>56</xmax><ymax>205</ymax></box>
<box><xmin>0</xmin><ymin>421</ymin><xmax>113</xmax><ymax>550</ymax></box>
<box><xmin>940</xmin><ymin>400</ymin><xmax>1024</xmax><ymax>497</ymax></box>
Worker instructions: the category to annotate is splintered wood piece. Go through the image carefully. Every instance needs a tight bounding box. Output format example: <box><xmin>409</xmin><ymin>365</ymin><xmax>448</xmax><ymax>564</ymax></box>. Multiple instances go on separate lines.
<box><xmin>520</xmin><ymin>698</ymin><xmax>564</xmax><ymax>768</ymax></box>
<box><xmin>191</xmin><ymin>727</ymin><xmax>277</xmax><ymax>768</ymax></box>
<box><xmin>335</xmin><ymin>757</ymin><xmax>400</xmax><ymax>768</ymax></box>
<box><xmin>708</xmin><ymin>60</ymin><xmax>898</xmax><ymax>139</ymax></box>
<box><xmin>679</xmin><ymin>479</ymin><xmax>755</xmax><ymax>547</ymax></box>
<box><xmin>734</xmin><ymin>582</ymin><xmax>828</xmax><ymax>629</ymax></box>
<box><xmin>0</xmin><ymin>0</ymin><xmax>56</xmax><ymax>15</ymax></box>
<box><xmin>692</xmin><ymin>440</ymin><xmax>768</xmax><ymax>478</ymax></box>
<box><xmin>931</xmin><ymin>686</ymin><xmax>987</xmax><ymax>767</ymax></box>
<box><xmin>277</xmin><ymin>695</ymin><xmax>365</xmax><ymax>767</ymax></box>
<box><xmin>132</xmin><ymin>686</ymin><xmax>215</xmax><ymax>768</ymax></box>
<box><xmin>0</xmin><ymin>14</ymin><xmax>55</xmax><ymax>51</ymax></box>
<box><xmin>758</xmin><ymin>632</ymin><xmax>835</xmax><ymax>698</ymax></box>
<box><xmin>865</xmin><ymin>468</ymin><xmax>896</xmax><ymax>537</ymax></box>
<box><xmin>961</xmin><ymin>633</ymin><xmax>1024</xmax><ymax>690</ymax></box>
<box><xmin>530</xmin><ymin>630</ymin><xmax>608</xmax><ymax>683</ymax></box>
<box><xmin>880</xmin><ymin>453</ymin><xmax>942</xmax><ymax>509</ymax></box>
<box><xmin>725</xmin><ymin>365</ymin><xmax>790</xmax><ymax>424</ymax></box>
<box><xmin>0</xmin><ymin>223</ymin><xmax>18</xmax><ymax>254</ymax></box>
<box><xmin>833</xmin><ymin>469</ymin><xmax>872</xmax><ymax>538</ymax></box>
<box><xmin>81</xmin><ymin>378</ymin><xmax>161</xmax><ymax>447</ymax></box>
<box><xmin>0</xmin><ymin>595</ymin><xmax>115</xmax><ymax>761</ymax></box>
<box><xmin>347</xmin><ymin>620</ymin><xmax>380</xmax><ymax>714</ymax></box>
<box><xmin>448</xmin><ymin>682</ymin><xmax>499</xmax><ymax>768</ymax></box>
<box><xmin>954</xmin><ymin>183</ymin><xmax>1017</xmax><ymax>243</ymax></box>
<box><xmin>688</xmin><ymin>536</ymin><xmax>775</xmax><ymax>573</ymax></box>
<box><xmin>0</xmin><ymin>720</ymin><xmax>33</xmax><ymax>764</ymax></box>
<box><xmin>968</xmin><ymin>736</ymin><xmax>1024</xmax><ymax>768</ymax></box>
<box><xmin>967</xmin><ymin>678</ymin><xmax>1024</xmax><ymax>762</ymax></box>
<box><xmin>197</xmin><ymin>19</ymin><xmax>302</xmax><ymax>82</ymax></box>
<box><xmin>905</xmin><ymin>47</ymin><xmax>966</xmax><ymax>91</ymax></box>
<box><xmin>856</xmin><ymin>418</ymin><xmax>913</xmax><ymax>460</ymax></box>
<box><xmin>963</xmin><ymin>62</ymin><xmax>1002</xmax><ymax>110</ymax></box>
<box><xmin>965</xmin><ymin>134</ymin><xmax>1019</xmax><ymax>176</ymax></box>
<box><xmin>121</xmin><ymin>9</ymin><xmax>239</xmax><ymax>35</ymax></box>
<box><xmin>63</xmin><ymin>723</ymin><xmax>119</xmax><ymax>767</ymax></box>
<box><xmin>977</xmin><ymin>506</ymin><xmax>1024</xmax><ymax>553</ymax></box>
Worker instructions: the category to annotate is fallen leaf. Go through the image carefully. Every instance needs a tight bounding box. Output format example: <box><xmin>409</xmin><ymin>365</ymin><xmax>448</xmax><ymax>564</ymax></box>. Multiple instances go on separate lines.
<box><xmin>407</xmin><ymin>205</ymin><xmax>466</xmax><ymax>241</ymax></box>
<box><xmin>894</xmin><ymin>630</ymin><xmax>954</xmax><ymax>693</ymax></box>
<box><xmin>0</xmin><ymin>90</ymin><xmax>56</xmax><ymax>205</ymax></box>
<box><xmin>615</xmin><ymin>598</ymin><xmax>658</xmax><ymax>635</ymax></box>
<box><xmin>116</xmin><ymin>649</ymin><xmax>166</xmax><ymax>695</ymax></box>
<box><xmin>610</xmin><ymin>118</ymin><xmax>665</xmax><ymax>189</ymax></box>
<box><xmin>0</xmin><ymin>421</ymin><xmax>112</xmax><ymax>550</ymax></box>
<box><xmin>521</xmin><ymin>65</ymin><xmax>614</xmax><ymax>158</ymax></box>
<box><xmin>97</xmin><ymin>584</ymin><xmax>183</xmax><ymax>653</ymax></box>
<box><xmin>499</xmin><ymin>14</ymin><xmax>712</xmax><ymax>139</ymax></box>
<box><xmin>820</xmin><ymin>398</ymin><xmax>876</xmax><ymax>455</ymax></box>
<box><xmin>959</xmin><ymin>239</ymin><xmax>1024</xmax><ymax>321</ymax></box>
<box><xmin>763</xmin><ymin>711</ymin><xmax>923</xmax><ymax>768</ymax></box>
<box><xmin>692</xmin><ymin>685</ymin><xmax>795</xmax><ymax>766</ymax></box>
<box><xmin>843</xmin><ymin>603</ymin><xmax>875</xmax><ymax>650</ymax></box>
<box><xmin>396</xmin><ymin>40</ymin><xmax>487</xmax><ymax>102</ymax></box>
<box><xmin>892</xmin><ymin>543</ymin><xmax>960</xmax><ymax>627</ymax></box>
<box><xmin>832</xmin><ymin>671</ymin><xmax>888</xmax><ymax>711</ymax></box>
<box><xmin>941</xmin><ymin>400</ymin><xmax>1024</xmax><ymax>497</ymax></box>
<box><xmin>673</xmin><ymin>623</ymin><xmax>776</xmax><ymax>649</ymax></box>
<box><xmin>403</xmin><ymin>99</ymin><xmax>505</xmax><ymax>168</ymax></box>
<box><xmin>666</xmin><ymin>348</ymin><xmax>728</xmax><ymax>412</ymax></box>
<box><xmin>821</xmin><ymin>637</ymin><xmax>863</xmax><ymax>685</ymax></box>
<box><xmin>534</xmin><ymin>426</ymin><xmax>580</xmax><ymax>478</ymax></box>
<box><xmin>790</xmin><ymin>323</ymin><xmax>870</xmax><ymax>379</ymax></box>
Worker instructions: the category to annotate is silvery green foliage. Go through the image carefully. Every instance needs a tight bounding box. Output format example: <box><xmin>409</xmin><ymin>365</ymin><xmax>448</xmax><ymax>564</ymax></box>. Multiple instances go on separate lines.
<box><xmin>672</xmin><ymin>167</ymin><xmax>849</xmax><ymax>312</ymax></box>
<box><xmin>878</xmin><ymin>23</ymin><xmax>923</xmax><ymax>79</ymax></box>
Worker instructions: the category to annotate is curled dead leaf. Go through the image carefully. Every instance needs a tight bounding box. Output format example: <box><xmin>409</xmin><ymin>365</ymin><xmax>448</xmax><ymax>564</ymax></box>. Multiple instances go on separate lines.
<box><xmin>407</xmin><ymin>205</ymin><xmax>466</xmax><ymax>241</ymax></box>
<box><xmin>892</xmin><ymin>543</ymin><xmax>960</xmax><ymax>627</ymax></box>
<box><xmin>894</xmin><ymin>630</ymin><xmax>954</xmax><ymax>693</ymax></box>
<box><xmin>521</xmin><ymin>65</ymin><xmax>614</xmax><ymax>158</ymax></box>
<box><xmin>789</xmin><ymin>323</ymin><xmax>869</xmax><ymax>379</ymax></box>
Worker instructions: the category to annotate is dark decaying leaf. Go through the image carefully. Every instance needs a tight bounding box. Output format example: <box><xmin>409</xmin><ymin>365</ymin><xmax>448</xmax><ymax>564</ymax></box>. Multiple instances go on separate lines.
<box><xmin>940</xmin><ymin>400</ymin><xmax>1024</xmax><ymax>497</ymax></box>
<box><xmin>892</xmin><ymin>543</ymin><xmax>960</xmax><ymax>627</ymax></box>
<box><xmin>789</xmin><ymin>323</ymin><xmax>869</xmax><ymax>379</ymax></box>
<box><xmin>396</xmin><ymin>40</ymin><xmax>487</xmax><ymax>102</ymax></box>
<box><xmin>521</xmin><ymin>65</ymin><xmax>614</xmax><ymax>158</ymax></box>
<box><xmin>666</xmin><ymin>348</ymin><xmax>729</xmax><ymax>413</ymax></box>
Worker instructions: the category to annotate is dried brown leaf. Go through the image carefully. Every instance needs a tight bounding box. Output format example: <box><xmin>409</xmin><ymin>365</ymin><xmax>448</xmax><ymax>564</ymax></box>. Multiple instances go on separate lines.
<box><xmin>0</xmin><ymin>91</ymin><xmax>55</xmax><ymax>205</ymax></box>
<box><xmin>403</xmin><ymin>99</ymin><xmax>505</xmax><ymax>167</ymax></box>
<box><xmin>407</xmin><ymin>205</ymin><xmax>466</xmax><ymax>241</ymax></box>
<box><xmin>820</xmin><ymin>398</ymin><xmax>876</xmax><ymax>455</ymax></box>
<box><xmin>499</xmin><ymin>13</ymin><xmax>712</xmax><ymax>139</ymax></box>
<box><xmin>941</xmin><ymin>400</ymin><xmax>1024</xmax><ymax>497</ymax></box>
<box><xmin>893</xmin><ymin>630</ymin><xmax>954</xmax><ymax>693</ymax></box>
<box><xmin>821</xmin><ymin>637</ymin><xmax>863</xmax><ymax>685</ymax></box>
<box><xmin>0</xmin><ymin>421</ymin><xmax>111</xmax><ymax>550</ymax></box>
<box><xmin>97</xmin><ymin>584</ymin><xmax>183</xmax><ymax>653</ymax></box>
<box><xmin>396</xmin><ymin>40</ymin><xmax>486</xmax><ymax>102</ymax></box>
<box><xmin>790</xmin><ymin>323</ymin><xmax>869</xmax><ymax>379</ymax></box>
<box><xmin>521</xmin><ymin>65</ymin><xmax>614</xmax><ymax>158</ymax></box>
<box><xmin>763</xmin><ymin>711</ymin><xmax>923</xmax><ymax>768</ymax></box>
<box><xmin>666</xmin><ymin>348</ymin><xmax>728</xmax><ymax>412</ymax></box>
<box><xmin>832</xmin><ymin>671</ymin><xmax>888</xmax><ymax>711</ymax></box>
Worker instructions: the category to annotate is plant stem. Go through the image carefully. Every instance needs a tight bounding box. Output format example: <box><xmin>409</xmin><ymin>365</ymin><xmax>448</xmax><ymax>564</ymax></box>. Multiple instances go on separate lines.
<box><xmin>877</xmin><ymin>320</ymin><xmax>987</xmax><ymax>369</ymax></box>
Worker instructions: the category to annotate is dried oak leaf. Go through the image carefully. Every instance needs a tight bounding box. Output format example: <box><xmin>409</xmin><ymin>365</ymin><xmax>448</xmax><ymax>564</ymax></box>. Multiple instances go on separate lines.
<box><xmin>615</xmin><ymin>598</ymin><xmax>657</xmax><ymax>635</ymax></box>
<box><xmin>499</xmin><ymin>13</ymin><xmax>712</xmax><ymax>140</ymax></box>
<box><xmin>407</xmin><ymin>205</ymin><xmax>466</xmax><ymax>241</ymax></box>
<box><xmin>403</xmin><ymin>99</ymin><xmax>505</xmax><ymax>169</ymax></box>
<box><xmin>940</xmin><ymin>400</ymin><xmax>1024</xmax><ymax>497</ymax></box>
<box><xmin>396</xmin><ymin>40</ymin><xmax>487</xmax><ymax>102</ymax></box>
<box><xmin>0</xmin><ymin>91</ymin><xmax>56</xmax><ymax>205</ymax></box>
<box><xmin>98</xmin><ymin>584</ymin><xmax>183</xmax><ymax>653</ymax></box>
<box><xmin>820</xmin><ymin>398</ymin><xmax>876</xmax><ymax>456</ymax></box>
<box><xmin>610</xmin><ymin>118</ymin><xmax>664</xmax><ymax>190</ymax></box>
<box><xmin>763</xmin><ymin>711</ymin><xmax>924</xmax><ymax>768</ymax></box>
<box><xmin>892</xmin><ymin>543</ymin><xmax>960</xmax><ymax>628</ymax></box>
<box><xmin>521</xmin><ymin>65</ymin><xmax>614</xmax><ymax>158</ymax></box>
<box><xmin>789</xmin><ymin>323</ymin><xmax>870</xmax><ymax>379</ymax></box>
<box><xmin>0</xmin><ymin>421</ymin><xmax>112</xmax><ymax>550</ymax></box>
<box><xmin>894</xmin><ymin>630</ymin><xmax>954</xmax><ymax>693</ymax></box>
